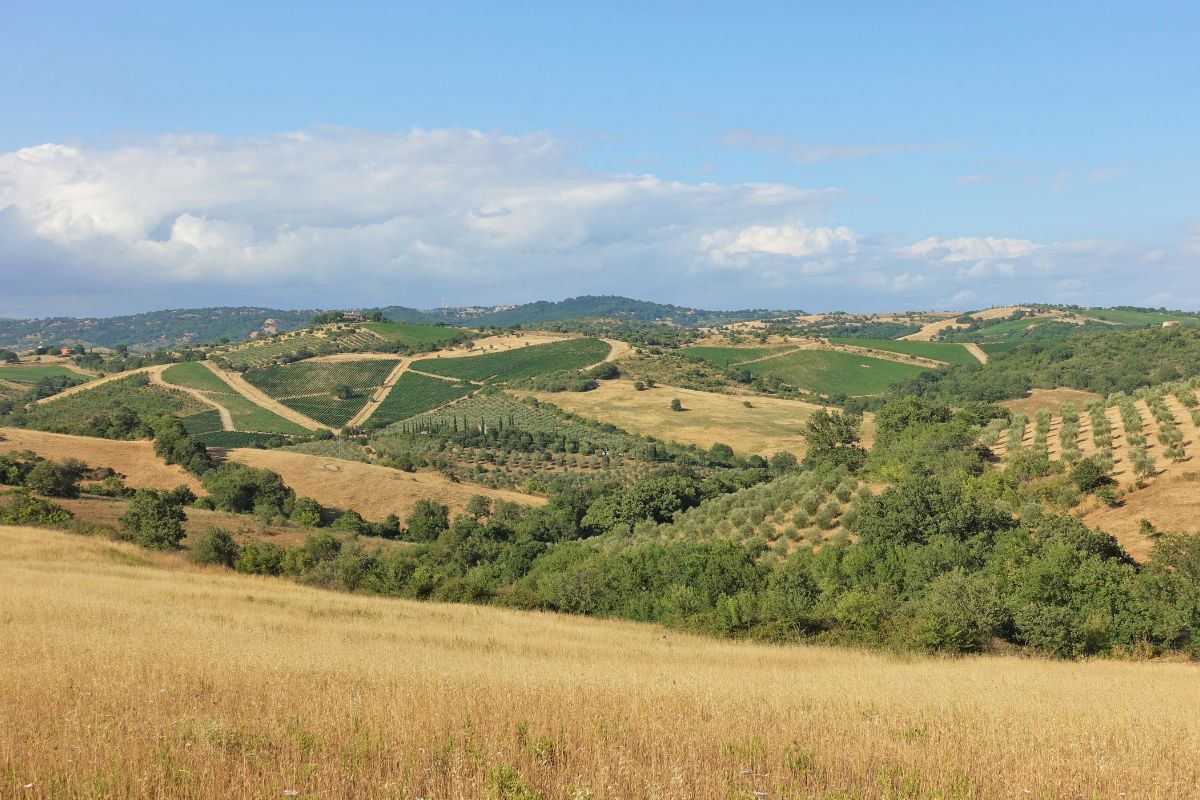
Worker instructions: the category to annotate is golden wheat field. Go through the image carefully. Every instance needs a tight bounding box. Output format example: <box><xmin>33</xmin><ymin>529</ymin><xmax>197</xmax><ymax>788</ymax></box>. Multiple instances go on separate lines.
<box><xmin>3</xmin><ymin>525</ymin><xmax>1200</xmax><ymax>800</ymax></box>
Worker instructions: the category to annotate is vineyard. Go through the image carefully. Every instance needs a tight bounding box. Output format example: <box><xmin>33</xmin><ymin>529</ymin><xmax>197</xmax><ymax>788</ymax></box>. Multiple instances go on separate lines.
<box><xmin>0</xmin><ymin>364</ymin><xmax>90</xmax><ymax>383</ymax></box>
<box><xmin>217</xmin><ymin>326</ymin><xmax>384</xmax><ymax>370</ymax></box>
<box><xmin>412</xmin><ymin>338</ymin><xmax>610</xmax><ymax>382</ymax></box>
<box><xmin>193</xmin><ymin>430</ymin><xmax>290</xmax><ymax>448</ymax></box>
<box><xmin>8</xmin><ymin>374</ymin><xmax>208</xmax><ymax>438</ymax></box>
<box><xmin>741</xmin><ymin>350</ymin><xmax>929</xmax><ymax>396</ymax></box>
<box><xmin>161</xmin><ymin>362</ymin><xmax>308</xmax><ymax>435</ymax></box>
<box><xmin>243</xmin><ymin>359</ymin><xmax>400</xmax><ymax>427</ymax></box>
<box><xmin>612</xmin><ymin>467</ymin><xmax>869</xmax><ymax>562</ymax></box>
<box><xmin>368</xmin><ymin>372</ymin><xmax>475</xmax><ymax>427</ymax></box>
<box><xmin>363</xmin><ymin>321</ymin><xmax>470</xmax><ymax>347</ymax></box>
<box><xmin>676</xmin><ymin>346</ymin><xmax>792</xmax><ymax>367</ymax></box>
<box><xmin>827</xmin><ymin>338</ymin><xmax>978</xmax><ymax>366</ymax></box>
<box><xmin>180</xmin><ymin>409</ymin><xmax>223</xmax><ymax>435</ymax></box>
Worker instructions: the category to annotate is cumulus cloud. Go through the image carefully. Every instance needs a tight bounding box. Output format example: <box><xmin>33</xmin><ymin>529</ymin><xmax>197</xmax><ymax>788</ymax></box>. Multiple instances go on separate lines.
<box><xmin>897</xmin><ymin>236</ymin><xmax>1041</xmax><ymax>263</ymax></box>
<box><xmin>0</xmin><ymin>126</ymin><xmax>1187</xmax><ymax>316</ymax></box>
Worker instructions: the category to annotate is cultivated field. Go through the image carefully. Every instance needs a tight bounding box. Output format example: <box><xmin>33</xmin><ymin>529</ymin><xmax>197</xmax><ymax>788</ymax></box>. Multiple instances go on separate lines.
<box><xmin>527</xmin><ymin>380</ymin><xmax>837</xmax><ymax>456</ymax></box>
<box><xmin>224</xmin><ymin>447</ymin><xmax>543</xmax><ymax>520</ymax></box>
<box><xmin>741</xmin><ymin>350</ymin><xmax>929</xmax><ymax>396</ymax></box>
<box><xmin>368</xmin><ymin>371</ymin><xmax>474</xmax><ymax>427</ymax></box>
<box><xmin>4</xmin><ymin>524</ymin><xmax>1200</xmax><ymax>799</ymax></box>
<box><xmin>827</xmin><ymin>337</ymin><xmax>979</xmax><ymax>366</ymax></box>
<box><xmin>413</xmin><ymin>338</ymin><xmax>611</xmax><ymax>382</ymax></box>
<box><xmin>0</xmin><ymin>364</ymin><xmax>91</xmax><ymax>382</ymax></box>
<box><xmin>162</xmin><ymin>362</ymin><xmax>310</xmax><ymax>435</ymax></box>
<box><xmin>243</xmin><ymin>359</ymin><xmax>400</xmax><ymax>427</ymax></box>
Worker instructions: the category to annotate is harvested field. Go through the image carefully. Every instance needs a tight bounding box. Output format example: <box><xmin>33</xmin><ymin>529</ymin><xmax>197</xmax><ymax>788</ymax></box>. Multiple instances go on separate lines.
<box><xmin>4</xmin><ymin>524</ymin><xmax>1200</xmax><ymax>799</ymax></box>
<box><xmin>1001</xmin><ymin>388</ymin><xmax>1104</xmax><ymax>419</ymax></box>
<box><xmin>526</xmin><ymin>380</ymin><xmax>874</xmax><ymax>456</ymax></box>
<box><xmin>0</xmin><ymin>427</ymin><xmax>202</xmax><ymax>492</ymax></box>
<box><xmin>1081</xmin><ymin>478</ymin><xmax>1200</xmax><ymax>562</ymax></box>
<box><xmin>223</xmin><ymin>447</ymin><xmax>544</xmax><ymax>520</ymax></box>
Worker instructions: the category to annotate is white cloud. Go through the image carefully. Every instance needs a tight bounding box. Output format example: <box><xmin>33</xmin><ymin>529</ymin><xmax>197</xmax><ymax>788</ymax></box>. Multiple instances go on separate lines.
<box><xmin>898</xmin><ymin>236</ymin><xmax>1040</xmax><ymax>263</ymax></box>
<box><xmin>0</xmin><ymin>125</ymin><xmax>1189</xmax><ymax>316</ymax></box>
<box><xmin>700</xmin><ymin>224</ymin><xmax>857</xmax><ymax>260</ymax></box>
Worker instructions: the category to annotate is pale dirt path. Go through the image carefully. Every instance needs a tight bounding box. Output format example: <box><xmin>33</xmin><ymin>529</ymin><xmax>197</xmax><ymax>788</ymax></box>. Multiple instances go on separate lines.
<box><xmin>346</xmin><ymin>358</ymin><xmax>413</xmax><ymax>428</ymax></box>
<box><xmin>594</xmin><ymin>338</ymin><xmax>632</xmax><ymax>366</ymax></box>
<box><xmin>35</xmin><ymin>364</ymin><xmax>160</xmax><ymax>404</ymax></box>
<box><xmin>962</xmin><ymin>343</ymin><xmax>989</xmax><ymax>364</ymax></box>
<box><xmin>151</xmin><ymin>369</ymin><xmax>234</xmax><ymax>431</ymax></box>
<box><xmin>199</xmin><ymin>361</ymin><xmax>324</xmax><ymax>431</ymax></box>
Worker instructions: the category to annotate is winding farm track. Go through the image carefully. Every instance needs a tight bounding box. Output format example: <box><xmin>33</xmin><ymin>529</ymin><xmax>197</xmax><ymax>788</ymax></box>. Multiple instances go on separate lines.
<box><xmin>199</xmin><ymin>362</ymin><xmax>324</xmax><ymax>431</ymax></box>
<box><xmin>345</xmin><ymin>358</ymin><xmax>413</xmax><ymax>428</ymax></box>
<box><xmin>35</xmin><ymin>364</ymin><xmax>159</xmax><ymax>404</ymax></box>
<box><xmin>151</xmin><ymin>367</ymin><xmax>234</xmax><ymax>430</ymax></box>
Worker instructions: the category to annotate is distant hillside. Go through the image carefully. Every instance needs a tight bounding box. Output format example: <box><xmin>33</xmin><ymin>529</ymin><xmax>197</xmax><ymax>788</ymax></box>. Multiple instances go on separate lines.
<box><xmin>0</xmin><ymin>308</ymin><xmax>315</xmax><ymax>352</ymax></box>
<box><xmin>415</xmin><ymin>295</ymin><xmax>787</xmax><ymax>327</ymax></box>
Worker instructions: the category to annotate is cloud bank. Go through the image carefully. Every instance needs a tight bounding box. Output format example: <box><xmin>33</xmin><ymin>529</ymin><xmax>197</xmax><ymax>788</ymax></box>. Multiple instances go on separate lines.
<box><xmin>0</xmin><ymin>127</ymin><xmax>1189</xmax><ymax>316</ymax></box>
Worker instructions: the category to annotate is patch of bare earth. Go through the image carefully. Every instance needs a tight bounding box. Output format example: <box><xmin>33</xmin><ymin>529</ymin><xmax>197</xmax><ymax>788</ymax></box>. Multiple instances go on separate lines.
<box><xmin>0</xmin><ymin>427</ymin><xmax>203</xmax><ymax>492</ymax></box>
<box><xmin>223</xmin><ymin>448</ymin><xmax>544</xmax><ymax>521</ymax></box>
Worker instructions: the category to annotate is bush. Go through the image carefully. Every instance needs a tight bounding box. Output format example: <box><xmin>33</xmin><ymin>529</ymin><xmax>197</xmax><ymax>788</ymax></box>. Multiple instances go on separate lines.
<box><xmin>23</xmin><ymin>459</ymin><xmax>81</xmax><ymax>498</ymax></box>
<box><xmin>670</xmin><ymin>398</ymin><xmax>683</xmax><ymax>412</ymax></box>
<box><xmin>0</xmin><ymin>489</ymin><xmax>74</xmax><ymax>526</ymax></box>
<box><xmin>190</xmin><ymin>526</ymin><xmax>239</xmax><ymax>567</ymax></box>
<box><xmin>118</xmin><ymin>488</ymin><xmax>187</xmax><ymax>550</ymax></box>
<box><xmin>1070</xmin><ymin>456</ymin><xmax>1112</xmax><ymax>493</ymax></box>
<box><xmin>201</xmin><ymin>463</ymin><xmax>294</xmax><ymax>516</ymax></box>
<box><xmin>290</xmin><ymin>496</ymin><xmax>324</xmax><ymax>527</ymax></box>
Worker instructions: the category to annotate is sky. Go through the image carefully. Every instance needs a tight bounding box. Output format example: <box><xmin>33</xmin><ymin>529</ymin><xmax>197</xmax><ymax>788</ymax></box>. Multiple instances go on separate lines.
<box><xmin>1</xmin><ymin>1</ymin><xmax>1198</xmax><ymax>317</ymax></box>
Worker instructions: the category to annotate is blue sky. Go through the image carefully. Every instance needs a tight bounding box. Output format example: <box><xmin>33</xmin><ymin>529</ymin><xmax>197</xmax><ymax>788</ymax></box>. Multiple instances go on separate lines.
<box><xmin>2</xmin><ymin>1</ymin><xmax>1198</xmax><ymax>316</ymax></box>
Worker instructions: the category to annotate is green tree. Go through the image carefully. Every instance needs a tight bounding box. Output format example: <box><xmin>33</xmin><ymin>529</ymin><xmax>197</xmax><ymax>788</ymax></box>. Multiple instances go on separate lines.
<box><xmin>119</xmin><ymin>489</ymin><xmax>187</xmax><ymax>550</ymax></box>
<box><xmin>189</xmin><ymin>526</ymin><xmax>239</xmax><ymax>567</ymax></box>
<box><xmin>24</xmin><ymin>460</ymin><xmax>81</xmax><ymax>498</ymax></box>
<box><xmin>406</xmin><ymin>499</ymin><xmax>450</xmax><ymax>542</ymax></box>
<box><xmin>290</xmin><ymin>496</ymin><xmax>324</xmax><ymax>527</ymax></box>
<box><xmin>801</xmin><ymin>410</ymin><xmax>866</xmax><ymax>471</ymax></box>
<box><xmin>670</xmin><ymin>398</ymin><xmax>683</xmax><ymax>412</ymax></box>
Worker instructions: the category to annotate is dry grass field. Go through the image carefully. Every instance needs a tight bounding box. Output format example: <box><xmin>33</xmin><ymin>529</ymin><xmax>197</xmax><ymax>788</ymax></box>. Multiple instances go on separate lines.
<box><xmin>0</xmin><ymin>427</ymin><xmax>204</xmax><ymax>492</ymax></box>
<box><xmin>224</xmin><ymin>447</ymin><xmax>544</xmax><ymax>520</ymax></box>
<box><xmin>527</xmin><ymin>380</ymin><xmax>866</xmax><ymax>457</ymax></box>
<box><xmin>999</xmin><ymin>387</ymin><xmax>1104</xmax><ymax>419</ymax></box>
<box><xmin>4</xmin><ymin>524</ymin><xmax>1200</xmax><ymax>799</ymax></box>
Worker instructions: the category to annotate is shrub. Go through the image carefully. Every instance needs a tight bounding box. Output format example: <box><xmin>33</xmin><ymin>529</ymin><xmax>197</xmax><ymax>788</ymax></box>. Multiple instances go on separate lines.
<box><xmin>670</xmin><ymin>398</ymin><xmax>683</xmax><ymax>412</ymax></box>
<box><xmin>290</xmin><ymin>496</ymin><xmax>324</xmax><ymax>527</ymax></box>
<box><xmin>0</xmin><ymin>489</ymin><xmax>74</xmax><ymax>526</ymax></box>
<box><xmin>190</xmin><ymin>526</ymin><xmax>239</xmax><ymax>567</ymax></box>
<box><xmin>23</xmin><ymin>460</ymin><xmax>81</xmax><ymax>498</ymax></box>
<box><xmin>201</xmin><ymin>463</ymin><xmax>294</xmax><ymax>516</ymax></box>
<box><xmin>118</xmin><ymin>488</ymin><xmax>187</xmax><ymax>550</ymax></box>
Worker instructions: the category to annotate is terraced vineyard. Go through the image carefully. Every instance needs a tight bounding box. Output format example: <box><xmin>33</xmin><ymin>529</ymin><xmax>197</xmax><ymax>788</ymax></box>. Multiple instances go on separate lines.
<box><xmin>162</xmin><ymin>362</ymin><xmax>308</xmax><ymax>435</ymax></box>
<box><xmin>742</xmin><ymin>350</ymin><xmax>929</xmax><ymax>396</ymax></box>
<box><xmin>367</xmin><ymin>372</ymin><xmax>475</xmax><ymax>427</ymax></box>
<box><xmin>827</xmin><ymin>337</ymin><xmax>978</xmax><ymax>366</ymax></box>
<box><xmin>412</xmin><ymin>338</ymin><xmax>610</xmax><ymax>382</ymax></box>
<box><xmin>614</xmin><ymin>467</ymin><xmax>868</xmax><ymax>562</ymax></box>
<box><xmin>243</xmin><ymin>359</ymin><xmax>400</xmax><ymax>427</ymax></box>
